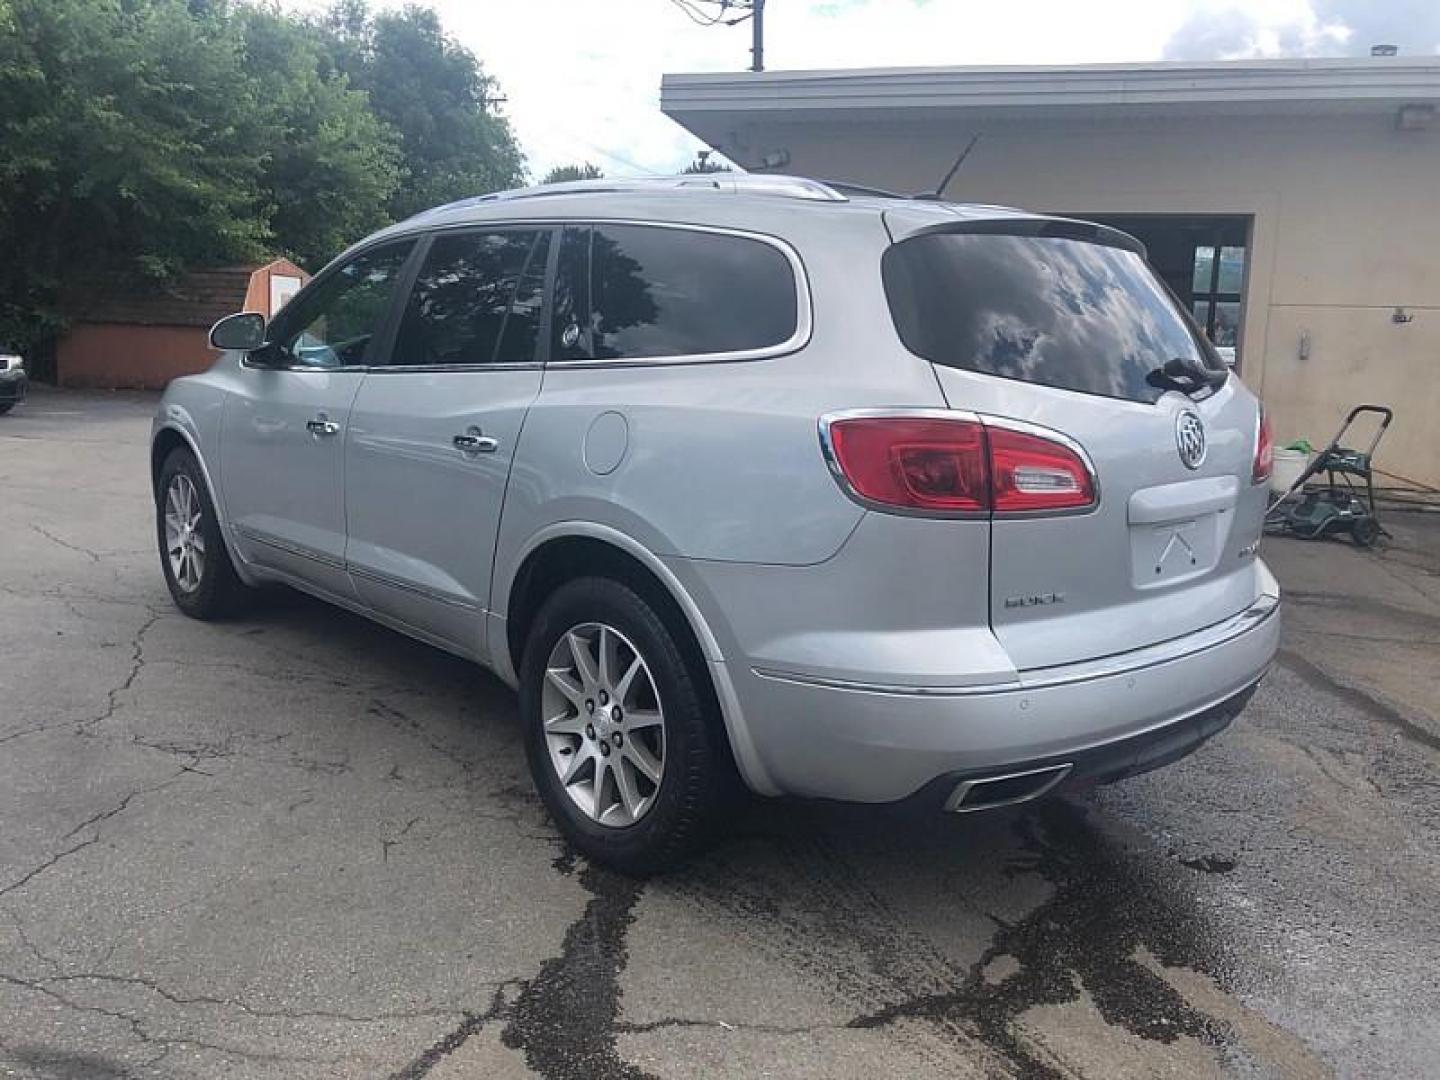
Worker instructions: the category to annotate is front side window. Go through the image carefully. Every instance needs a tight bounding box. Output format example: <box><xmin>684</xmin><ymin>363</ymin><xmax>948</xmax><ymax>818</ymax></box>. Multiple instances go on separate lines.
<box><xmin>550</xmin><ymin>223</ymin><xmax>799</xmax><ymax>361</ymax></box>
<box><xmin>273</xmin><ymin>242</ymin><xmax>414</xmax><ymax>368</ymax></box>
<box><xmin>391</xmin><ymin>229</ymin><xmax>551</xmax><ymax>367</ymax></box>
<box><xmin>883</xmin><ymin>232</ymin><xmax>1223</xmax><ymax>404</ymax></box>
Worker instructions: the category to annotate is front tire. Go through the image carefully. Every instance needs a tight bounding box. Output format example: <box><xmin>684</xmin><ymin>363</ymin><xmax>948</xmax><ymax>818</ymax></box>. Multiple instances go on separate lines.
<box><xmin>0</xmin><ymin>402</ymin><xmax>13</xmax><ymax>416</ymax></box>
<box><xmin>520</xmin><ymin>576</ymin><xmax>734</xmax><ymax>875</ymax></box>
<box><xmin>156</xmin><ymin>448</ymin><xmax>251</xmax><ymax>619</ymax></box>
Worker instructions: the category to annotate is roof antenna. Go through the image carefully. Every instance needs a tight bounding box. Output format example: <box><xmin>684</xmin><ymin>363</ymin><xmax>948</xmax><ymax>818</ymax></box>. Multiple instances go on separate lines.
<box><xmin>914</xmin><ymin>133</ymin><xmax>982</xmax><ymax>201</ymax></box>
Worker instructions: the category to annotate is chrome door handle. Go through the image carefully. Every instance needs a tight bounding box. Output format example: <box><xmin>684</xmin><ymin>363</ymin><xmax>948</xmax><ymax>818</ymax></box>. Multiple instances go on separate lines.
<box><xmin>306</xmin><ymin>416</ymin><xmax>340</xmax><ymax>436</ymax></box>
<box><xmin>453</xmin><ymin>430</ymin><xmax>500</xmax><ymax>454</ymax></box>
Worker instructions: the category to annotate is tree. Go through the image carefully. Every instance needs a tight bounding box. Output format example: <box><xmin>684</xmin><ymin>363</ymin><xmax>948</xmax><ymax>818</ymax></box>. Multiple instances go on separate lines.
<box><xmin>326</xmin><ymin>3</ymin><xmax>525</xmax><ymax>218</ymax></box>
<box><xmin>0</xmin><ymin>0</ymin><xmax>523</xmax><ymax>358</ymax></box>
<box><xmin>682</xmin><ymin>149</ymin><xmax>732</xmax><ymax>174</ymax></box>
<box><xmin>543</xmin><ymin>163</ymin><xmax>604</xmax><ymax>184</ymax></box>
<box><xmin>0</xmin><ymin>0</ymin><xmax>271</xmax><ymax>352</ymax></box>
<box><xmin>237</xmin><ymin>6</ymin><xmax>400</xmax><ymax>268</ymax></box>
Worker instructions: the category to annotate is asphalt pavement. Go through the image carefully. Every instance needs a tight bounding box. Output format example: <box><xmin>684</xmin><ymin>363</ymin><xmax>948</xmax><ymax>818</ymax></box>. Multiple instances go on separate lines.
<box><xmin>1</xmin><ymin>389</ymin><xmax>1437</xmax><ymax>1079</ymax></box>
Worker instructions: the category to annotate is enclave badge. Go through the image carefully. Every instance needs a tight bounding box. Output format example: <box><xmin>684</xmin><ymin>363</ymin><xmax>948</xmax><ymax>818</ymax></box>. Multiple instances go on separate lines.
<box><xmin>1175</xmin><ymin>409</ymin><xmax>1207</xmax><ymax>470</ymax></box>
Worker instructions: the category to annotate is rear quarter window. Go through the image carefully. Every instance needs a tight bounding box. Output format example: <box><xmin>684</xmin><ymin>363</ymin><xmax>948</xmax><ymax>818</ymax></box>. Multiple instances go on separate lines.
<box><xmin>552</xmin><ymin>223</ymin><xmax>799</xmax><ymax>361</ymax></box>
<box><xmin>882</xmin><ymin>232</ymin><xmax>1218</xmax><ymax>404</ymax></box>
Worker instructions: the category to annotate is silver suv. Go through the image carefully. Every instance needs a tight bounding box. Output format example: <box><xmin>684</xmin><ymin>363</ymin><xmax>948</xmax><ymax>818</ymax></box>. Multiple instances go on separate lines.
<box><xmin>152</xmin><ymin>176</ymin><xmax>1280</xmax><ymax>872</ymax></box>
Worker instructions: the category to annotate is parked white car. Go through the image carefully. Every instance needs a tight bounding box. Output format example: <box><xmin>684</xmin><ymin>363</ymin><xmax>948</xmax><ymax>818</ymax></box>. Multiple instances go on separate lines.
<box><xmin>0</xmin><ymin>352</ymin><xmax>27</xmax><ymax>415</ymax></box>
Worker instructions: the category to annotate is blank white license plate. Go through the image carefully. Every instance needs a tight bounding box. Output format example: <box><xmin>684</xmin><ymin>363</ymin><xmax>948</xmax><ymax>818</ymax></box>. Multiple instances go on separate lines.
<box><xmin>1129</xmin><ymin>513</ymin><xmax>1222</xmax><ymax>589</ymax></box>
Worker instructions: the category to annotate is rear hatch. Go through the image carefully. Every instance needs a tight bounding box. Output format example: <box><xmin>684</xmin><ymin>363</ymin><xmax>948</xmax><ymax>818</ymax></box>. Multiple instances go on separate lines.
<box><xmin>882</xmin><ymin>212</ymin><xmax>1269</xmax><ymax>671</ymax></box>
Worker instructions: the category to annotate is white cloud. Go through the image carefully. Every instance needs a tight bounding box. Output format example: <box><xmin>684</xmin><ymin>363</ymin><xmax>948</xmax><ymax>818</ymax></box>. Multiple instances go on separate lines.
<box><xmin>277</xmin><ymin>1</ymin><xmax>1431</xmax><ymax>181</ymax></box>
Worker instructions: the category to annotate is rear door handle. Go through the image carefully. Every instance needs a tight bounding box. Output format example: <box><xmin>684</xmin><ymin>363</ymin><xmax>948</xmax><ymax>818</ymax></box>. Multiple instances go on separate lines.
<box><xmin>453</xmin><ymin>429</ymin><xmax>500</xmax><ymax>454</ymax></box>
<box><xmin>306</xmin><ymin>416</ymin><xmax>341</xmax><ymax>437</ymax></box>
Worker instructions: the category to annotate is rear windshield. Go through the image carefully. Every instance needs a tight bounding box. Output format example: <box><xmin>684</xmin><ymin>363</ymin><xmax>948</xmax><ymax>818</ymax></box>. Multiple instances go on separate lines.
<box><xmin>882</xmin><ymin>232</ymin><xmax>1222</xmax><ymax>404</ymax></box>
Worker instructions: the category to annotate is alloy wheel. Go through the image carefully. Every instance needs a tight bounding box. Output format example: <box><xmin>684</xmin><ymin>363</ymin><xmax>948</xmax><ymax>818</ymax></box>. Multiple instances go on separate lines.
<box><xmin>164</xmin><ymin>473</ymin><xmax>206</xmax><ymax>593</ymax></box>
<box><xmin>541</xmin><ymin>622</ymin><xmax>666</xmax><ymax>828</ymax></box>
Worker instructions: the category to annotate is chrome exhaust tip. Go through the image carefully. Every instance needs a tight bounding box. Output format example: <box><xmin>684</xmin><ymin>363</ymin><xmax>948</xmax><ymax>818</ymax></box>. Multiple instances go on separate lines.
<box><xmin>943</xmin><ymin>763</ymin><xmax>1073</xmax><ymax>813</ymax></box>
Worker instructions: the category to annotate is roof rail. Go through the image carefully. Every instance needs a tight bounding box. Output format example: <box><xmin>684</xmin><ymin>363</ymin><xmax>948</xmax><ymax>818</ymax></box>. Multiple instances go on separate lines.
<box><xmin>423</xmin><ymin>174</ymin><xmax>850</xmax><ymax>217</ymax></box>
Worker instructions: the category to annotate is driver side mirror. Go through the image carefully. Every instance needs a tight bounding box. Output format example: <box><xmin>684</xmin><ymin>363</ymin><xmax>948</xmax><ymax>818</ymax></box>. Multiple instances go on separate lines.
<box><xmin>209</xmin><ymin>312</ymin><xmax>266</xmax><ymax>352</ymax></box>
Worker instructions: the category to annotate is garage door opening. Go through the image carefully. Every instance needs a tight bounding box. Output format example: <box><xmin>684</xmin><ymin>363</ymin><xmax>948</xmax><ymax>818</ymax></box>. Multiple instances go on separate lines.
<box><xmin>1066</xmin><ymin>215</ymin><xmax>1252</xmax><ymax>371</ymax></box>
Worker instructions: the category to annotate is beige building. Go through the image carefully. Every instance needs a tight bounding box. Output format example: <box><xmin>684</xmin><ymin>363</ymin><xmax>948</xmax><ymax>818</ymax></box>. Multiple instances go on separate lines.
<box><xmin>662</xmin><ymin>58</ymin><xmax>1440</xmax><ymax>488</ymax></box>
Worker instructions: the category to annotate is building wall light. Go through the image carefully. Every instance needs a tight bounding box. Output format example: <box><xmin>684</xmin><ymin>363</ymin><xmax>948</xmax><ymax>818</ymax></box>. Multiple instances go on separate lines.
<box><xmin>1395</xmin><ymin>104</ymin><xmax>1435</xmax><ymax>131</ymax></box>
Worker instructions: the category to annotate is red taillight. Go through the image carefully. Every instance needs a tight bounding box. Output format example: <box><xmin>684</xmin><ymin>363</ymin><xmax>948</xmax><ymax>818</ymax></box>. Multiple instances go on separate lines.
<box><xmin>989</xmin><ymin>426</ymin><xmax>1095</xmax><ymax>512</ymax></box>
<box><xmin>827</xmin><ymin>417</ymin><xmax>988</xmax><ymax>512</ymax></box>
<box><xmin>1253</xmin><ymin>407</ymin><xmax>1273</xmax><ymax>485</ymax></box>
<box><xmin>824</xmin><ymin>415</ymin><xmax>1095</xmax><ymax>515</ymax></box>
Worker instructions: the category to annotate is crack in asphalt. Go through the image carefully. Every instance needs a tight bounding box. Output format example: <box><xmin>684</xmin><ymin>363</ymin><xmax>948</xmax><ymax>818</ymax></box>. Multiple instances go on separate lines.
<box><xmin>0</xmin><ymin>838</ymin><xmax>101</xmax><ymax>903</ymax></box>
<box><xmin>381</xmin><ymin>816</ymin><xmax>424</xmax><ymax>863</ymax></box>
<box><xmin>844</xmin><ymin>801</ymin><xmax>1236</xmax><ymax>1079</ymax></box>
<box><xmin>614</xmin><ymin>1016</ymin><xmax>841</xmax><ymax>1036</ymax></box>
<box><xmin>1282</xmin><ymin>589</ymin><xmax>1440</xmax><ymax>633</ymax></box>
<box><xmin>386</xmin><ymin>983</ymin><xmax>517</xmax><ymax>1080</ymax></box>
<box><xmin>76</xmin><ymin>611</ymin><xmax>162</xmax><ymax>734</ymax></box>
<box><xmin>127</xmin><ymin>730</ymin><xmax>353</xmax><ymax>778</ymax></box>
<box><xmin>0</xmin><ymin>971</ymin><xmax>352</xmax><ymax>1068</ymax></box>
<box><xmin>0</xmin><ymin>607</ymin><xmax>164</xmax><ymax>749</ymax></box>
<box><xmin>500</xmin><ymin>860</ymin><xmax>652</xmax><ymax>1079</ymax></box>
<box><xmin>27</xmin><ymin>970</ymin><xmax>472</xmax><ymax>1024</ymax></box>
<box><xmin>0</xmin><ymin>770</ymin><xmax>192</xmax><ymax>900</ymax></box>
<box><xmin>1278</xmin><ymin>648</ymin><xmax>1440</xmax><ymax>754</ymax></box>
<box><xmin>30</xmin><ymin>522</ymin><xmax>102</xmax><ymax>563</ymax></box>
<box><xmin>387</xmin><ymin>855</ymin><xmax>651</xmax><ymax>1080</ymax></box>
<box><xmin>368</xmin><ymin>700</ymin><xmax>482</xmax><ymax>778</ymax></box>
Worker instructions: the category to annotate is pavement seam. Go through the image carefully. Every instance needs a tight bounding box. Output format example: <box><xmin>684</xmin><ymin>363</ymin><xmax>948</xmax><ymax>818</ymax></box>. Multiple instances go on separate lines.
<box><xmin>1277</xmin><ymin>649</ymin><xmax>1440</xmax><ymax>754</ymax></box>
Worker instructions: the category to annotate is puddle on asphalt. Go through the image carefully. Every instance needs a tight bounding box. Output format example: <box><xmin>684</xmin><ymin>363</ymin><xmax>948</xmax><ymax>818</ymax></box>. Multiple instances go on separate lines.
<box><xmin>651</xmin><ymin>796</ymin><xmax>1312</xmax><ymax>1079</ymax></box>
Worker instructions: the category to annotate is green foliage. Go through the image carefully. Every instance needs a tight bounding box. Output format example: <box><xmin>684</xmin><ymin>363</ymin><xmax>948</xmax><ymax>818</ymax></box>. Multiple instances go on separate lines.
<box><xmin>682</xmin><ymin>151</ymin><xmax>732</xmax><ymax>174</ymax></box>
<box><xmin>236</xmin><ymin>5</ymin><xmax>399</xmax><ymax>268</ymax></box>
<box><xmin>0</xmin><ymin>0</ymin><xmax>523</xmax><ymax>356</ymax></box>
<box><xmin>324</xmin><ymin>3</ymin><xmax>525</xmax><ymax>219</ymax></box>
<box><xmin>543</xmin><ymin>163</ymin><xmax>604</xmax><ymax>184</ymax></box>
<box><xmin>0</xmin><ymin>0</ymin><xmax>270</xmax><ymax>349</ymax></box>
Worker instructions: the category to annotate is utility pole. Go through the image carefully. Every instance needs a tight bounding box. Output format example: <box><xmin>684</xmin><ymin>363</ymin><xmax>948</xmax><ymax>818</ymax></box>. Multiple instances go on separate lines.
<box><xmin>750</xmin><ymin>0</ymin><xmax>765</xmax><ymax>72</ymax></box>
<box><xmin>668</xmin><ymin>1</ymin><xmax>765</xmax><ymax>72</ymax></box>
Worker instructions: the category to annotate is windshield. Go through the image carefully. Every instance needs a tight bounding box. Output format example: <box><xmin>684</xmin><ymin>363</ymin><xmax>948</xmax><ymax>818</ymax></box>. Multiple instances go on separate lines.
<box><xmin>882</xmin><ymin>231</ymin><xmax>1225</xmax><ymax>404</ymax></box>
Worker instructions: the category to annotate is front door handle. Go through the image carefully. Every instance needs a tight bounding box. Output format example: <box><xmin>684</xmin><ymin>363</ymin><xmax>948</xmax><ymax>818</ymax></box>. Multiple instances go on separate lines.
<box><xmin>453</xmin><ymin>428</ymin><xmax>500</xmax><ymax>454</ymax></box>
<box><xmin>306</xmin><ymin>415</ymin><xmax>341</xmax><ymax>437</ymax></box>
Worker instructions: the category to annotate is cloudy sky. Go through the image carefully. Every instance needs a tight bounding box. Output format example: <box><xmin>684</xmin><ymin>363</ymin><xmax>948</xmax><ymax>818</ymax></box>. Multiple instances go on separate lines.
<box><xmin>281</xmin><ymin>0</ymin><xmax>1440</xmax><ymax>180</ymax></box>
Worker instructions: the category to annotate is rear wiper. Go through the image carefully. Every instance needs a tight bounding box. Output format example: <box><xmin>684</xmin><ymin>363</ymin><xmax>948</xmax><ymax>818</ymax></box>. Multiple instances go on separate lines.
<box><xmin>1146</xmin><ymin>356</ymin><xmax>1227</xmax><ymax>398</ymax></box>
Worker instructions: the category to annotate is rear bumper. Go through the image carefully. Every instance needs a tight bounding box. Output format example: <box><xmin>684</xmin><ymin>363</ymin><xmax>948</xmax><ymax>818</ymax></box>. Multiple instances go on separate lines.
<box><xmin>731</xmin><ymin>587</ymin><xmax>1280</xmax><ymax>803</ymax></box>
<box><xmin>908</xmin><ymin>680</ymin><xmax>1256</xmax><ymax>812</ymax></box>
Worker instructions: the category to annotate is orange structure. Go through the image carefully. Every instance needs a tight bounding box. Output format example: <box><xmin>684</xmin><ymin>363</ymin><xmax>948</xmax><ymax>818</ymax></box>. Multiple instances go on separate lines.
<box><xmin>57</xmin><ymin>258</ymin><xmax>308</xmax><ymax>389</ymax></box>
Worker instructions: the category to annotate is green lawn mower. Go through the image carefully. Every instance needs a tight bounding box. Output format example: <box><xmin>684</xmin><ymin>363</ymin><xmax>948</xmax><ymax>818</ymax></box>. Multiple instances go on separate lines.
<box><xmin>1265</xmin><ymin>405</ymin><xmax>1393</xmax><ymax>547</ymax></box>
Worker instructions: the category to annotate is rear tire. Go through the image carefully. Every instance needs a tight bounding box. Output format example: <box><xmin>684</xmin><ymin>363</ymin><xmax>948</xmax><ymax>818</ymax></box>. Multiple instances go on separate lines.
<box><xmin>0</xmin><ymin>403</ymin><xmax>13</xmax><ymax>416</ymax></box>
<box><xmin>157</xmin><ymin>448</ymin><xmax>251</xmax><ymax>619</ymax></box>
<box><xmin>519</xmin><ymin>576</ymin><xmax>734</xmax><ymax>875</ymax></box>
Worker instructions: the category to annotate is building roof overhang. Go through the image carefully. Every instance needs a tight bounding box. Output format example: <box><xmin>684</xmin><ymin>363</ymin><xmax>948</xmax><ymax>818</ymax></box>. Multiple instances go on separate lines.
<box><xmin>662</xmin><ymin>57</ymin><xmax>1440</xmax><ymax>134</ymax></box>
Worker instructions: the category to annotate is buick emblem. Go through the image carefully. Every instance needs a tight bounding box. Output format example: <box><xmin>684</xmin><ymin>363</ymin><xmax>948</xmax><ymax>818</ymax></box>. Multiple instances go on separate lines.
<box><xmin>1175</xmin><ymin>410</ymin><xmax>1207</xmax><ymax>470</ymax></box>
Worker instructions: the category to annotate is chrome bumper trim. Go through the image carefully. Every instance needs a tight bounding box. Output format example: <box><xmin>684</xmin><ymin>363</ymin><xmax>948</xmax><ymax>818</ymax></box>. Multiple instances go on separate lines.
<box><xmin>752</xmin><ymin>592</ymin><xmax>1279</xmax><ymax>698</ymax></box>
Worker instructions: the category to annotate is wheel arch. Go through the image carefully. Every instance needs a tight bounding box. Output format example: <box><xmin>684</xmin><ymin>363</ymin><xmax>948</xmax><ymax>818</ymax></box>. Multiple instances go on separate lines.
<box><xmin>151</xmin><ymin>425</ymin><xmax>197</xmax><ymax>497</ymax></box>
<box><xmin>498</xmin><ymin>524</ymin><xmax>779</xmax><ymax>796</ymax></box>
<box><xmin>151</xmin><ymin>421</ymin><xmax>259</xmax><ymax>588</ymax></box>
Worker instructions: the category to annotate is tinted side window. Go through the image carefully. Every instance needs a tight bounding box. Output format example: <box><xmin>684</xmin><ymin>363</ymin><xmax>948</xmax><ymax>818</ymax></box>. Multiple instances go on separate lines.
<box><xmin>551</xmin><ymin>226</ymin><xmax>591</xmax><ymax>361</ymax></box>
<box><xmin>392</xmin><ymin>229</ymin><xmax>550</xmax><ymax>367</ymax></box>
<box><xmin>274</xmin><ymin>241</ymin><xmax>414</xmax><ymax>368</ymax></box>
<box><xmin>550</xmin><ymin>224</ymin><xmax>799</xmax><ymax>361</ymax></box>
<box><xmin>882</xmin><ymin>233</ymin><xmax>1218</xmax><ymax>404</ymax></box>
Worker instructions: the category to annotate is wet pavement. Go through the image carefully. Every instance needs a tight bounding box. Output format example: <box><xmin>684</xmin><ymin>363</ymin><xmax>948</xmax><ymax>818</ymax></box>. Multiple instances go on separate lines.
<box><xmin>1</xmin><ymin>390</ymin><xmax>1437</xmax><ymax>1079</ymax></box>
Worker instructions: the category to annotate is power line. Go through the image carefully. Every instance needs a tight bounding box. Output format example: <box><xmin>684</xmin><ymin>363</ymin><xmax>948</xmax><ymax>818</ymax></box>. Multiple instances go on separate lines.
<box><xmin>667</xmin><ymin>0</ymin><xmax>766</xmax><ymax>71</ymax></box>
<box><xmin>667</xmin><ymin>0</ymin><xmax>727</xmax><ymax>27</ymax></box>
